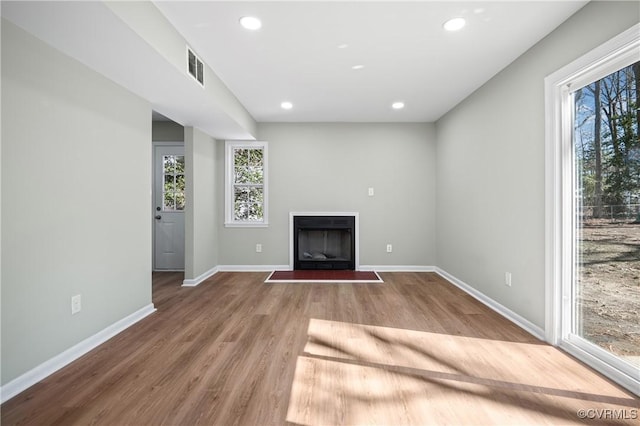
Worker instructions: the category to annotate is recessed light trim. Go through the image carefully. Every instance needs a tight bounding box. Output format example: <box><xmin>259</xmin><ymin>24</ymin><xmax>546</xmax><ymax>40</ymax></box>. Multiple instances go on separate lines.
<box><xmin>392</xmin><ymin>102</ymin><xmax>405</xmax><ymax>110</ymax></box>
<box><xmin>352</xmin><ymin>64</ymin><xmax>364</xmax><ymax>70</ymax></box>
<box><xmin>337</xmin><ymin>43</ymin><xmax>349</xmax><ymax>49</ymax></box>
<box><xmin>281</xmin><ymin>101</ymin><xmax>293</xmax><ymax>110</ymax></box>
<box><xmin>443</xmin><ymin>17</ymin><xmax>466</xmax><ymax>32</ymax></box>
<box><xmin>240</xmin><ymin>16</ymin><xmax>262</xmax><ymax>30</ymax></box>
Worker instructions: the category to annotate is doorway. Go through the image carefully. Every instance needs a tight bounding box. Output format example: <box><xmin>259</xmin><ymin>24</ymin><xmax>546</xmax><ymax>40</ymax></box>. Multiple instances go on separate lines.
<box><xmin>153</xmin><ymin>143</ymin><xmax>185</xmax><ymax>270</ymax></box>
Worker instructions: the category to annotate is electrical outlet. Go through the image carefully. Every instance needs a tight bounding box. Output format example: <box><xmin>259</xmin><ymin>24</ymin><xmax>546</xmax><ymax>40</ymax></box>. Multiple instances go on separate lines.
<box><xmin>256</xmin><ymin>243</ymin><xmax>262</xmax><ymax>253</ymax></box>
<box><xmin>386</xmin><ymin>244</ymin><xmax>393</xmax><ymax>253</ymax></box>
<box><xmin>71</xmin><ymin>294</ymin><xmax>81</xmax><ymax>315</ymax></box>
<box><xmin>505</xmin><ymin>272</ymin><xmax>512</xmax><ymax>287</ymax></box>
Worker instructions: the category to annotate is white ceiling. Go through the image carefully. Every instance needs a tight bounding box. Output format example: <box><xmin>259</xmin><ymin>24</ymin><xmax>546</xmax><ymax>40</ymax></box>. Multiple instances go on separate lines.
<box><xmin>154</xmin><ymin>0</ymin><xmax>588</xmax><ymax>123</ymax></box>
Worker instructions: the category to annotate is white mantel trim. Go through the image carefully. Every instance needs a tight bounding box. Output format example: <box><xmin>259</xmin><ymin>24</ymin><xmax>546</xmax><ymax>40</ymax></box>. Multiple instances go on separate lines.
<box><xmin>289</xmin><ymin>212</ymin><xmax>359</xmax><ymax>271</ymax></box>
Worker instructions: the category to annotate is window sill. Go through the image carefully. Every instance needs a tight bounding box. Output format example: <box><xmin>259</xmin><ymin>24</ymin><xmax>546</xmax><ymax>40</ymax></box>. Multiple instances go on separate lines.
<box><xmin>224</xmin><ymin>222</ymin><xmax>269</xmax><ymax>228</ymax></box>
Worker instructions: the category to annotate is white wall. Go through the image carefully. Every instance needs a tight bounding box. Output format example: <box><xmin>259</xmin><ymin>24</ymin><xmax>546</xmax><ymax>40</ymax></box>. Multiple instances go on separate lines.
<box><xmin>435</xmin><ymin>1</ymin><xmax>640</xmax><ymax>329</ymax></box>
<box><xmin>1</xmin><ymin>20</ymin><xmax>152</xmax><ymax>385</ymax></box>
<box><xmin>217</xmin><ymin>123</ymin><xmax>437</xmax><ymax>268</ymax></box>
<box><xmin>184</xmin><ymin>127</ymin><xmax>219</xmax><ymax>279</ymax></box>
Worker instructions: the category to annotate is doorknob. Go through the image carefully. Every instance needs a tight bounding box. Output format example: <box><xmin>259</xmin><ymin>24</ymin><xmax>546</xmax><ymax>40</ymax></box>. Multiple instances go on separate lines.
<box><xmin>155</xmin><ymin>215</ymin><xmax>162</xmax><ymax>220</ymax></box>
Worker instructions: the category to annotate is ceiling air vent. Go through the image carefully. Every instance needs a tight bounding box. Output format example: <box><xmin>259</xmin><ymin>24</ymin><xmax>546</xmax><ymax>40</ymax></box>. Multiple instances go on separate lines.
<box><xmin>187</xmin><ymin>47</ymin><xmax>204</xmax><ymax>86</ymax></box>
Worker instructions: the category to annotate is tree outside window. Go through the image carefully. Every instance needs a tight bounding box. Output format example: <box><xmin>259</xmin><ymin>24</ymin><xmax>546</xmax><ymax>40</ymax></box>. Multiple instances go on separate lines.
<box><xmin>225</xmin><ymin>141</ymin><xmax>268</xmax><ymax>226</ymax></box>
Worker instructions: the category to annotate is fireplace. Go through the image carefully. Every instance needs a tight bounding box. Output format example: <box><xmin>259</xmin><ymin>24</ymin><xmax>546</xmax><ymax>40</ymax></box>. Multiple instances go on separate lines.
<box><xmin>293</xmin><ymin>215</ymin><xmax>356</xmax><ymax>270</ymax></box>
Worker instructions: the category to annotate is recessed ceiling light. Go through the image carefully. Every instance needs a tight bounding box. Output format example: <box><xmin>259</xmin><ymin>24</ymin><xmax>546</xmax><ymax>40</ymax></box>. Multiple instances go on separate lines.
<box><xmin>443</xmin><ymin>17</ymin><xmax>466</xmax><ymax>32</ymax></box>
<box><xmin>281</xmin><ymin>101</ymin><xmax>293</xmax><ymax>110</ymax></box>
<box><xmin>352</xmin><ymin>65</ymin><xmax>364</xmax><ymax>70</ymax></box>
<box><xmin>239</xmin><ymin>16</ymin><xmax>262</xmax><ymax>31</ymax></box>
<box><xmin>337</xmin><ymin>43</ymin><xmax>349</xmax><ymax>49</ymax></box>
<box><xmin>392</xmin><ymin>102</ymin><xmax>405</xmax><ymax>110</ymax></box>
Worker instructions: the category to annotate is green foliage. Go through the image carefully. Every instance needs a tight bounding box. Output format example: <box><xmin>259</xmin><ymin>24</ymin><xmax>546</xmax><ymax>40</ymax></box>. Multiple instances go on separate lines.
<box><xmin>162</xmin><ymin>155</ymin><xmax>186</xmax><ymax>211</ymax></box>
<box><xmin>233</xmin><ymin>147</ymin><xmax>265</xmax><ymax>221</ymax></box>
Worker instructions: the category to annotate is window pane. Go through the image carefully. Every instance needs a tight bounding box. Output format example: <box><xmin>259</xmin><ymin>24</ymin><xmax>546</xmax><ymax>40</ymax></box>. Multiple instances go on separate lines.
<box><xmin>573</xmin><ymin>62</ymin><xmax>640</xmax><ymax>368</ymax></box>
<box><xmin>234</xmin><ymin>186</ymin><xmax>249</xmax><ymax>202</ymax></box>
<box><xmin>248</xmin><ymin>187</ymin><xmax>263</xmax><ymax>203</ymax></box>
<box><xmin>175</xmin><ymin>156</ymin><xmax>185</xmax><ymax>173</ymax></box>
<box><xmin>175</xmin><ymin>193</ymin><xmax>185</xmax><ymax>210</ymax></box>
<box><xmin>176</xmin><ymin>174</ymin><xmax>185</xmax><ymax>192</ymax></box>
<box><xmin>248</xmin><ymin>203</ymin><xmax>263</xmax><ymax>221</ymax></box>
<box><xmin>235</xmin><ymin>166</ymin><xmax>250</xmax><ymax>184</ymax></box>
<box><xmin>248</xmin><ymin>166</ymin><xmax>263</xmax><ymax>184</ymax></box>
<box><xmin>164</xmin><ymin>192</ymin><xmax>175</xmax><ymax>210</ymax></box>
<box><xmin>164</xmin><ymin>155</ymin><xmax>176</xmax><ymax>174</ymax></box>
<box><xmin>164</xmin><ymin>174</ymin><xmax>175</xmax><ymax>192</ymax></box>
<box><xmin>234</xmin><ymin>149</ymin><xmax>249</xmax><ymax>168</ymax></box>
<box><xmin>234</xmin><ymin>202</ymin><xmax>248</xmax><ymax>221</ymax></box>
<box><xmin>249</xmin><ymin>148</ymin><xmax>263</xmax><ymax>166</ymax></box>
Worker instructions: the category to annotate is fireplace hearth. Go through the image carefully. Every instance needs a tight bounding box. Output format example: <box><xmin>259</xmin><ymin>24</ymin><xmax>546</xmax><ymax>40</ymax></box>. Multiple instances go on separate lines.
<box><xmin>293</xmin><ymin>215</ymin><xmax>356</xmax><ymax>270</ymax></box>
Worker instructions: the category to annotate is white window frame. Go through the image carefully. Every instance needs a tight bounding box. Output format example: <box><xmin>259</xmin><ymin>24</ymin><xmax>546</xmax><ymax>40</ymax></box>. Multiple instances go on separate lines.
<box><xmin>544</xmin><ymin>23</ymin><xmax>640</xmax><ymax>396</ymax></box>
<box><xmin>224</xmin><ymin>140</ymin><xmax>269</xmax><ymax>227</ymax></box>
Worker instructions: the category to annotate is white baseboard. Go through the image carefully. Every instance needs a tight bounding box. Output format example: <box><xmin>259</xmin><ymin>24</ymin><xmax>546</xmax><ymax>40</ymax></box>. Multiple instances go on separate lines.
<box><xmin>182</xmin><ymin>266</ymin><xmax>219</xmax><ymax>287</ymax></box>
<box><xmin>360</xmin><ymin>265</ymin><xmax>436</xmax><ymax>272</ymax></box>
<box><xmin>0</xmin><ymin>303</ymin><xmax>156</xmax><ymax>404</ymax></box>
<box><xmin>435</xmin><ymin>267</ymin><xmax>545</xmax><ymax>340</ymax></box>
<box><xmin>214</xmin><ymin>265</ymin><xmax>436</xmax><ymax>273</ymax></box>
<box><xmin>217</xmin><ymin>264</ymin><xmax>290</xmax><ymax>272</ymax></box>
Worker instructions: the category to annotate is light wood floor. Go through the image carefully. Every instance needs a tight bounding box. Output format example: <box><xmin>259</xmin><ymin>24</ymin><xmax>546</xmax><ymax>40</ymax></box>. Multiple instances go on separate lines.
<box><xmin>2</xmin><ymin>272</ymin><xmax>638</xmax><ymax>425</ymax></box>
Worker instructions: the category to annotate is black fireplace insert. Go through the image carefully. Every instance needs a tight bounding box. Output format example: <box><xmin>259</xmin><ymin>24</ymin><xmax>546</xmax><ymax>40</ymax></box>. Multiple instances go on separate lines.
<box><xmin>293</xmin><ymin>215</ymin><xmax>355</xmax><ymax>270</ymax></box>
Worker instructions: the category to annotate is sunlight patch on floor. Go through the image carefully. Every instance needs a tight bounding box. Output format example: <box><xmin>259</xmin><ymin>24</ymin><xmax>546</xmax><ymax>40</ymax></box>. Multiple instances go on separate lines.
<box><xmin>286</xmin><ymin>318</ymin><xmax>637</xmax><ymax>425</ymax></box>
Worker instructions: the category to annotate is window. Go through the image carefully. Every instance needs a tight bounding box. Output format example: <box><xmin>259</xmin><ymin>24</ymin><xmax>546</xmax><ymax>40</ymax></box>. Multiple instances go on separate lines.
<box><xmin>545</xmin><ymin>24</ymin><xmax>639</xmax><ymax>395</ymax></box>
<box><xmin>163</xmin><ymin>154</ymin><xmax>185</xmax><ymax>211</ymax></box>
<box><xmin>225</xmin><ymin>141</ymin><xmax>268</xmax><ymax>227</ymax></box>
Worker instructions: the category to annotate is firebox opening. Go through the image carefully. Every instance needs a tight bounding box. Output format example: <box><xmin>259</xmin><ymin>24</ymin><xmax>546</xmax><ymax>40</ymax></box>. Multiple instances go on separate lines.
<box><xmin>293</xmin><ymin>216</ymin><xmax>356</xmax><ymax>270</ymax></box>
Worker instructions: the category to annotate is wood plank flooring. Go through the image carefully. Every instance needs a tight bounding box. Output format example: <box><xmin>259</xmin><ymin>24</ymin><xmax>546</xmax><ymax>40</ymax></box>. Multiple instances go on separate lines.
<box><xmin>2</xmin><ymin>272</ymin><xmax>638</xmax><ymax>425</ymax></box>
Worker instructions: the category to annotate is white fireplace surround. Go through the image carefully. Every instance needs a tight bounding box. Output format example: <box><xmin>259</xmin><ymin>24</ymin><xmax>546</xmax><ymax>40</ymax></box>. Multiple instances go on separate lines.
<box><xmin>289</xmin><ymin>212</ymin><xmax>360</xmax><ymax>271</ymax></box>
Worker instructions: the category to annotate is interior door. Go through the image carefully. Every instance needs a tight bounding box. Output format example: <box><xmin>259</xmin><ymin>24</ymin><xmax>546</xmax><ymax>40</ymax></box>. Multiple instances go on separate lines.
<box><xmin>153</xmin><ymin>144</ymin><xmax>185</xmax><ymax>270</ymax></box>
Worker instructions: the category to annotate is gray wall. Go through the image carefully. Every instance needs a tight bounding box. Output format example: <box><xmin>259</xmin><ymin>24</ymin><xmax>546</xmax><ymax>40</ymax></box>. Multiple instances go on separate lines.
<box><xmin>216</xmin><ymin>123</ymin><xmax>437</xmax><ymax>267</ymax></box>
<box><xmin>1</xmin><ymin>20</ymin><xmax>153</xmax><ymax>384</ymax></box>
<box><xmin>185</xmin><ymin>127</ymin><xmax>219</xmax><ymax>280</ymax></box>
<box><xmin>435</xmin><ymin>1</ymin><xmax>640</xmax><ymax>329</ymax></box>
<box><xmin>152</xmin><ymin>121</ymin><xmax>184</xmax><ymax>142</ymax></box>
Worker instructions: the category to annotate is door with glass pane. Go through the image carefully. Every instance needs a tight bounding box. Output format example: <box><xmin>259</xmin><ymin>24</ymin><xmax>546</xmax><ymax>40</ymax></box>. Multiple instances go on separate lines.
<box><xmin>153</xmin><ymin>145</ymin><xmax>185</xmax><ymax>270</ymax></box>
<box><xmin>572</xmin><ymin>62</ymin><xmax>639</xmax><ymax>374</ymax></box>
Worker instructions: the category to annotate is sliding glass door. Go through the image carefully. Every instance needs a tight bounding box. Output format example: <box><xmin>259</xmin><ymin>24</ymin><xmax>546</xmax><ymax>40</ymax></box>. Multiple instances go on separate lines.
<box><xmin>571</xmin><ymin>62</ymin><xmax>639</xmax><ymax>375</ymax></box>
